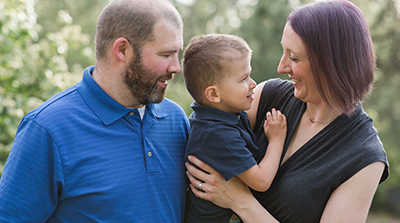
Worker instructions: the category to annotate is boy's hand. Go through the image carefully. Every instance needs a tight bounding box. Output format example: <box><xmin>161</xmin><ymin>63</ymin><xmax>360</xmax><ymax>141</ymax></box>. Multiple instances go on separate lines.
<box><xmin>263</xmin><ymin>108</ymin><xmax>287</xmax><ymax>143</ymax></box>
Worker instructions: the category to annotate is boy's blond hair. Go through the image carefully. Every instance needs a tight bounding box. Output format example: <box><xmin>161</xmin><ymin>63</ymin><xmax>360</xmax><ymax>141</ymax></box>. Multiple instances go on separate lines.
<box><xmin>183</xmin><ymin>34</ymin><xmax>252</xmax><ymax>104</ymax></box>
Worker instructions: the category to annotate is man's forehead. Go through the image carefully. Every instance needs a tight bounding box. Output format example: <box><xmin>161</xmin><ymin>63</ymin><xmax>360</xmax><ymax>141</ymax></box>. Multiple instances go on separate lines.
<box><xmin>150</xmin><ymin>19</ymin><xmax>183</xmax><ymax>47</ymax></box>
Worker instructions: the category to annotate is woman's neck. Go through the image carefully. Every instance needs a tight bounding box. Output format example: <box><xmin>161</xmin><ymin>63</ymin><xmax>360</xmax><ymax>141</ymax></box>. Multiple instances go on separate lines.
<box><xmin>305</xmin><ymin>103</ymin><xmax>340</xmax><ymax>124</ymax></box>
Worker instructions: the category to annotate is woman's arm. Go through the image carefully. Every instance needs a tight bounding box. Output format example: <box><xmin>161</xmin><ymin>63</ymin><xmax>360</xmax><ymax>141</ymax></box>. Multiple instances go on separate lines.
<box><xmin>186</xmin><ymin>155</ymin><xmax>279</xmax><ymax>223</ymax></box>
<box><xmin>186</xmin><ymin>156</ymin><xmax>385</xmax><ymax>223</ymax></box>
<box><xmin>320</xmin><ymin>161</ymin><xmax>385</xmax><ymax>223</ymax></box>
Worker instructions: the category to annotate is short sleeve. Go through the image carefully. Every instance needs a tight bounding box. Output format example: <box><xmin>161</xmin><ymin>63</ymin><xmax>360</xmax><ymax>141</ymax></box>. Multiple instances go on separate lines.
<box><xmin>188</xmin><ymin>123</ymin><xmax>257</xmax><ymax>181</ymax></box>
<box><xmin>0</xmin><ymin>117</ymin><xmax>64</xmax><ymax>222</ymax></box>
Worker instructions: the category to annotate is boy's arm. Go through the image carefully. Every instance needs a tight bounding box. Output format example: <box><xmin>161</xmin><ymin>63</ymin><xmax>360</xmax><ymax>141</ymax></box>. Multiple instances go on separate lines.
<box><xmin>237</xmin><ymin>108</ymin><xmax>286</xmax><ymax>192</ymax></box>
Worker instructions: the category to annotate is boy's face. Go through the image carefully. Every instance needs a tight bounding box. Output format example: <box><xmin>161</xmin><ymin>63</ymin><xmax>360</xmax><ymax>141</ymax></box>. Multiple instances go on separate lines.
<box><xmin>215</xmin><ymin>55</ymin><xmax>256</xmax><ymax>113</ymax></box>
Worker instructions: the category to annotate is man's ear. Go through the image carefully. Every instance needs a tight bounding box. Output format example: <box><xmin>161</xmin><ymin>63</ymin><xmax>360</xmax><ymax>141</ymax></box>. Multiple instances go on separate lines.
<box><xmin>204</xmin><ymin>86</ymin><xmax>220</xmax><ymax>103</ymax></box>
<box><xmin>113</xmin><ymin>37</ymin><xmax>130</xmax><ymax>62</ymax></box>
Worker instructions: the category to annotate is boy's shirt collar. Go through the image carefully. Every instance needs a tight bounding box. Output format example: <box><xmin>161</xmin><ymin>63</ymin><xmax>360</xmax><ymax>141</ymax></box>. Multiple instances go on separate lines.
<box><xmin>190</xmin><ymin>102</ymin><xmax>246</xmax><ymax>124</ymax></box>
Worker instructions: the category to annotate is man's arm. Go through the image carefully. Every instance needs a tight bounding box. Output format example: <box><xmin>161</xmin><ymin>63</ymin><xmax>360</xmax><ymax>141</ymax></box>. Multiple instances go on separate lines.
<box><xmin>0</xmin><ymin>118</ymin><xmax>62</xmax><ymax>221</ymax></box>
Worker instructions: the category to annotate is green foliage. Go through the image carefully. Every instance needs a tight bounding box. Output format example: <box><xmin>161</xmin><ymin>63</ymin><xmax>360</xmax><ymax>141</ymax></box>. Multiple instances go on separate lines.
<box><xmin>0</xmin><ymin>0</ymin><xmax>92</xmax><ymax>175</ymax></box>
<box><xmin>351</xmin><ymin>0</ymin><xmax>400</xmax><ymax>214</ymax></box>
<box><xmin>235</xmin><ymin>0</ymin><xmax>292</xmax><ymax>83</ymax></box>
<box><xmin>170</xmin><ymin>0</ymin><xmax>292</xmax><ymax>112</ymax></box>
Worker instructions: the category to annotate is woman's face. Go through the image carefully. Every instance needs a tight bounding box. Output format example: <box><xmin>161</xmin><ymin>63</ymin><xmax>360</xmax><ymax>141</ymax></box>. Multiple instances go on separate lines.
<box><xmin>277</xmin><ymin>23</ymin><xmax>321</xmax><ymax>104</ymax></box>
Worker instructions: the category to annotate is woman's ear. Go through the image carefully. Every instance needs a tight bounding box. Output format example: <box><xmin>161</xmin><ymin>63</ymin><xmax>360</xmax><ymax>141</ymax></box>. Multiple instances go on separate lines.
<box><xmin>204</xmin><ymin>86</ymin><xmax>221</xmax><ymax>103</ymax></box>
<box><xmin>113</xmin><ymin>37</ymin><xmax>130</xmax><ymax>62</ymax></box>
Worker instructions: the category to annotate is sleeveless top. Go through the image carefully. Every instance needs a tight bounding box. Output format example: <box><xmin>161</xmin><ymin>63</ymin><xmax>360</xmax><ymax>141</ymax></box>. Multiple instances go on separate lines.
<box><xmin>252</xmin><ymin>79</ymin><xmax>389</xmax><ymax>223</ymax></box>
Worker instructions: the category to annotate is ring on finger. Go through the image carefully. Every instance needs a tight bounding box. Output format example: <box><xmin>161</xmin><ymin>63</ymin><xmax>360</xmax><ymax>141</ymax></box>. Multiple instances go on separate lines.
<box><xmin>198</xmin><ymin>182</ymin><xmax>203</xmax><ymax>191</ymax></box>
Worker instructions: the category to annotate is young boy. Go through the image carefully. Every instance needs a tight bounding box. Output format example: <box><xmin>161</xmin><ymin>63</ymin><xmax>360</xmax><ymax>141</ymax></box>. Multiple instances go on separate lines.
<box><xmin>182</xmin><ymin>33</ymin><xmax>287</xmax><ymax>223</ymax></box>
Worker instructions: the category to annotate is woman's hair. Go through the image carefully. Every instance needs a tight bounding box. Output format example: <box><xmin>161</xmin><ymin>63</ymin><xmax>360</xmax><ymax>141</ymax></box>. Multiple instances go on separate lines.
<box><xmin>95</xmin><ymin>0</ymin><xmax>182</xmax><ymax>61</ymax></box>
<box><xmin>182</xmin><ymin>34</ymin><xmax>252</xmax><ymax>104</ymax></box>
<box><xmin>288</xmin><ymin>0</ymin><xmax>375</xmax><ymax>115</ymax></box>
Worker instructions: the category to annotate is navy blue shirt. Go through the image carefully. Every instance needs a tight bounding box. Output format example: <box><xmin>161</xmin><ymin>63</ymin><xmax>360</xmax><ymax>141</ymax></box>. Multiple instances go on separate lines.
<box><xmin>184</xmin><ymin>102</ymin><xmax>259</xmax><ymax>223</ymax></box>
<box><xmin>0</xmin><ymin>66</ymin><xmax>189</xmax><ymax>222</ymax></box>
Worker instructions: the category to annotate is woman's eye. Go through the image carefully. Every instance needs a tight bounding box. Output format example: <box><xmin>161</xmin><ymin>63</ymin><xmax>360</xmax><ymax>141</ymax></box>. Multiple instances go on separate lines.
<box><xmin>289</xmin><ymin>57</ymin><xmax>298</xmax><ymax>62</ymax></box>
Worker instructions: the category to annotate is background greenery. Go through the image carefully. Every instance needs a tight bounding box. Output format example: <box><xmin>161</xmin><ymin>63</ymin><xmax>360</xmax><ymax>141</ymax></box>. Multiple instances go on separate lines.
<box><xmin>1</xmin><ymin>0</ymin><xmax>399</xmax><ymax>218</ymax></box>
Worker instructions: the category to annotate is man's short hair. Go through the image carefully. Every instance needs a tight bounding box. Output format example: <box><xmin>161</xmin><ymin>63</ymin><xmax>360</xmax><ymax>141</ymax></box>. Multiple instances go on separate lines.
<box><xmin>95</xmin><ymin>0</ymin><xmax>182</xmax><ymax>61</ymax></box>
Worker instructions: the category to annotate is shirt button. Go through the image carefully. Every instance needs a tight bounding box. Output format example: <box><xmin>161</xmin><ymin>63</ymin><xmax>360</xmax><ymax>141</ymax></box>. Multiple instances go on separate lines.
<box><xmin>129</xmin><ymin>112</ymin><xmax>134</xmax><ymax>116</ymax></box>
<box><xmin>148</xmin><ymin>151</ymin><xmax>152</xmax><ymax>157</ymax></box>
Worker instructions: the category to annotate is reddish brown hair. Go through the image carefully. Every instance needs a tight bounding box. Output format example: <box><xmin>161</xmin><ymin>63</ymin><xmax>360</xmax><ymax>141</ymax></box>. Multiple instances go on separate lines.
<box><xmin>288</xmin><ymin>0</ymin><xmax>375</xmax><ymax>115</ymax></box>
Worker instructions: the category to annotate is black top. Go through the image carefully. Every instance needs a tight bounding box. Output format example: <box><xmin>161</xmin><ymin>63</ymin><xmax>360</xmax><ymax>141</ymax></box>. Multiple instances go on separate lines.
<box><xmin>251</xmin><ymin>79</ymin><xmax>389</xmax><ymax>223</ymax></box>
<box><xmin>184</xmin><ymin>102</ymin><xmax>259</xmax><ymax>223</ymax></box>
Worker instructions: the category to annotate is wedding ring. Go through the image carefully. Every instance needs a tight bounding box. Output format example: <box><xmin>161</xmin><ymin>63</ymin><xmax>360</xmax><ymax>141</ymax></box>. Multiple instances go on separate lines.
<box><xmin>198</xmin><ymin>182</ymin><xmax>203</xmax><ymax>191</ymax></box>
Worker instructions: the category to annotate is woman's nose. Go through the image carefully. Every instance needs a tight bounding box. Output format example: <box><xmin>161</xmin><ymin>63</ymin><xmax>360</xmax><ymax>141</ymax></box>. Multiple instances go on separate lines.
<box><xmin>277</xmin><ymin>56</ymin><xmax>290</xmax><ymax>75</ymax></box>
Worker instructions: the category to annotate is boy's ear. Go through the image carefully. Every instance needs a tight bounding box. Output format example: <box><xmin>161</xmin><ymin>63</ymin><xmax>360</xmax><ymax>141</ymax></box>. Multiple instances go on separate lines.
<box><xmin>204</xmin><ymin>86</ymin><xmax>221</xmax><ymax>103</ymax></box>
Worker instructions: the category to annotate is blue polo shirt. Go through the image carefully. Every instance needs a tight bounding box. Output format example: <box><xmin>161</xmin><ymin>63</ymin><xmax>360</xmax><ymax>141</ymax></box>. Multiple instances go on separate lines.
<box><xmin>0</xmin><ymin>66</ymin><xmax>189</xmax><ymax>222</ymax></box>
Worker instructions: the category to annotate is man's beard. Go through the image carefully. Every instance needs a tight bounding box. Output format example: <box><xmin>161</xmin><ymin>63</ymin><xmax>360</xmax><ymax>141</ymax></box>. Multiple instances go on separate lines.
<box><xmin>124</xmin><ymin>54</ymin><xmax>171</xmax><ymax>105</ymax></box>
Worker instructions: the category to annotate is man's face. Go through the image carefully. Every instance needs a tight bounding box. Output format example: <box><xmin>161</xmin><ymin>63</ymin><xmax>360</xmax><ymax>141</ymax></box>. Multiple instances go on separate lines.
<box><xmin>124</xmin><ymin>19</ymin><xmax>183</xmax><ymax>105</ymax></box>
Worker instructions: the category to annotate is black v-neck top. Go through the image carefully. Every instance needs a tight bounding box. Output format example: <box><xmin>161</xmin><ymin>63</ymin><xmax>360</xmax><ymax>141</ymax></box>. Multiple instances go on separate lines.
<box><xmin>252</xmin><ymin>79</ymin><xmax>389</xmax><ymax>223</ymax></box>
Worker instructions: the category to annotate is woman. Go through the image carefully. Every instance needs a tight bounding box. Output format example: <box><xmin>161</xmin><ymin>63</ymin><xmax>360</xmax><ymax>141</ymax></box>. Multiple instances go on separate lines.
<box><xmin>185</xmin><ymin>0</ymin><xmax>389</xmax><ymax>222</ymax></box>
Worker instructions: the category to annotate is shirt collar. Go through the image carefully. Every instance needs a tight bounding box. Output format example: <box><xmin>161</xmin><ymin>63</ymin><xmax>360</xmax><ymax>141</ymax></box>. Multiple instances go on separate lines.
<box><xmin>76</xmin><ymin>66</ymin><xmax>167</xmax><ymax>125</ymax></box>
<box><xmin>190</xmin><ymin>102</ymin><xmax>244</xmax><ymax>124</ymax></box>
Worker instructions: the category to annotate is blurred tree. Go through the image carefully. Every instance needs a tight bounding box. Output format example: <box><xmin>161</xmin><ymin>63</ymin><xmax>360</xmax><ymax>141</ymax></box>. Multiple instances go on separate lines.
<box><xmin>234</xmin><ymin>0</ymin><xmax>292</xmax><ymax>83</ymax></box>
<box><xmin>171</xmin><ymin>0</ymin><xmax>292</xmax><ymax>112</ymax></box>
<box><xmin>34</xmin><ymin>0</ymin><xmax>108</xmax><ymax>68</ymax></box>
<box><xmin>0</xmin><ymin>0</ymin><xmax>92</xmax><ymax>174</ymax></box>
<box><xmin>352</xmin><ymin>0</ymin><xmax>400</xmax><ymax>215</ymax></box>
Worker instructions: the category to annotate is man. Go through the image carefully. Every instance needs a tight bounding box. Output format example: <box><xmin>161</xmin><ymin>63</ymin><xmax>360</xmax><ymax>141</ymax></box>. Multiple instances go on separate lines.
<box><xmin>0</xmin><ymin>0</ymin><xmax>189</xmax><ymax>222</ymax></box>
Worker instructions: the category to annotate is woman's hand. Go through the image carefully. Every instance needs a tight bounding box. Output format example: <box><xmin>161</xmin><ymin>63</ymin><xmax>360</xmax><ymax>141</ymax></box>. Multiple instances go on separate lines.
<box><xmin>185</xmin><ymin>155</ymin><xmax>250</xmax><ymax>209</ymax></box>
<box><xmin>186</xmin><ymin>155</ymin><xmax>279</xmax><ymax>223</ymax></box>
